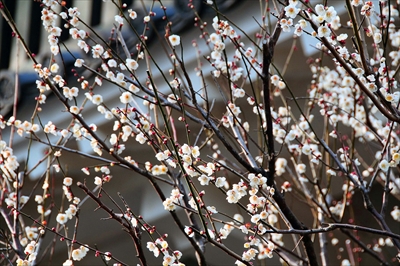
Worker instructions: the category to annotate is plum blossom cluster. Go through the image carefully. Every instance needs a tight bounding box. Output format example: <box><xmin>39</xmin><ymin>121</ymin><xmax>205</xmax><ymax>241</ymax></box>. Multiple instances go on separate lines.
<box><xmin>240</xmin><ymin>238</ymin><xmax>275</xmax><ymax>263</ymax></box>
<box><xmin>55</xmin><ymin>177</ymin><xmax>80</xmax><ymax>225</ymax></box>
<box><xmin>309</xmin><ymin>59</ymin><xmax>400</xmax><ymax>197</ymax></box>
<box><xmin>70</xmin><ymin>245</ymin><xmax>89</xmax><ymax>262</ymax></box>
<box><xmin>22</xmin><ymin>241</ymin><xmax>39</xmax><ymax>264</ymax></box>
<box><xmin>312</xmin><ymin>4</ymin><xmax>340</xmax><ymax>36</ymax></box>
<box><xmin>221</xmin><ymin>171</ymin><xmax>279</xmax><ymax>260</ymax></box>
<box><xmin>209</xmin><ymin>17</ymin><xmax>245</xmax><ymax>81</ymax></box>
<box><xmin>40</xmin><ymin>3</ymin><xmax>62</xmax><ymax>56</ymax></box>
<box><xmin>0</xmin><ymin>140</ymin><xmax>20</xmax><ymax>181</ymax></box>
<box><xmin>163</xmin><ymin>188</ymin><xmax>183</xmax><ymax>211</ymax></box>
<box><xmin>147</xmin><ymin>237</ymin><xmax>184</xmax><ymax>265</ymax></box>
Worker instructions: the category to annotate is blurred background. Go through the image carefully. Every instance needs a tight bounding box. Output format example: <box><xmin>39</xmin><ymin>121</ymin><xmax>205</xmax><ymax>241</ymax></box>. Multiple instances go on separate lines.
<box><xmin>0</xmin><ymin>0</ymin><xmax>398</xmax><ymax>265</ymax></box>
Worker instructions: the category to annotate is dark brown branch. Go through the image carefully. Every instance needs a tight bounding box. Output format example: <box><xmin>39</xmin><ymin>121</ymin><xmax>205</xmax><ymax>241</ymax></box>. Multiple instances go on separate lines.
<box><xmin>322</xmin><ymin>223</ymin><xmax>400</xmax><ymax>240</ymax></box>
<box><xmin>261</xmin><ymin>6</ymin><xmax>319</xmax><ymax>266</ymax></box>
<box><xmin>262</xmin><ymin>19</ymin><xmax>280</xmax><ymax>185</ymax></box>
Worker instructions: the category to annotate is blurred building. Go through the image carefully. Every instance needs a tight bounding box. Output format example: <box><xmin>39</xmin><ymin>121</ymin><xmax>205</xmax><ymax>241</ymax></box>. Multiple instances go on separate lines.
<box><xmin>3</xmin><ymin>1</ymin><xmax>394</xmax><ymax>265</ymax></box>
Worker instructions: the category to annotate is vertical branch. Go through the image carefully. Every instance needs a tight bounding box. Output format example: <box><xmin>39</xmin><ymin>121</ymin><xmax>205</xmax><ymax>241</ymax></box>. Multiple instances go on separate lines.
<box><xmin>318</xmin><ymin>210</ymin><xmax>328</xmax><ymax>266</ymax></box>
<box><xmin>261</xmin><ymin>6</ymin><xmax>319</xmax><ymax>266</ymax></box>
<box><xmin>262</xmin><ymin>23</ymin><xmax>280</xmax><ymax>185</ymax></box>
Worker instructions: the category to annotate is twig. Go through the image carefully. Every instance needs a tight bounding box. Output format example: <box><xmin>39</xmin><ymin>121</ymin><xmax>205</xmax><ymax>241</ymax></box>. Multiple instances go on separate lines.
<box><xmin>77</xmin><ymin>182</ymin><xmax>147</xmax><ymax>266</ymax></box>
<box><xmin>320</xmin><ymin>139</ymin><xmax>400</xmax><ymax>250</ymax></box>
<box><xmin>227</xmin><ymin>116</ymin><xmax>258</xmax><ymax>167</ymax></box>
<box><xmin>17</xmin><ymin>209</ymin><xmax>129</xmax><ymax>265</ymax></box>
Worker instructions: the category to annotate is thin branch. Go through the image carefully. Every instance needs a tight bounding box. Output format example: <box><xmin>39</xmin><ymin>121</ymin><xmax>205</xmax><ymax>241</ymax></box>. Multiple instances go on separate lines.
<box><xmin>77</xmin><ymin>182</ymin><xmax>147</xmax><ymax>266</ymax></box>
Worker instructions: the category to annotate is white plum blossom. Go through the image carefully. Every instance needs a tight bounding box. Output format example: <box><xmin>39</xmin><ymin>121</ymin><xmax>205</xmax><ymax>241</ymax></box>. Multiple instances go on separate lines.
<box><xmin>128</xmin><ymin>9</ymin><xmax>137</xmax><ymax>20</ymax></box>
<box><xmin>318</xmin><ymin>25</ymin><xmax>331</xmax><ymax>38</ymax></box>
<box><xmin>63</xmin><ymin>177</ymin><xmax>73</xmax><ymax>186</ymax></box>
<box><xmin>391</xmin><ymin>206</ymin><xmax>400</xmax><ymax>221</ymax></box>
<box><xmin>91</xmin><ymin>94</ymin><xmax>103</xmax><ymax>105</ymax></box>
<box><xmin>379</xmin><ymin>160</ymin><xmax>389</xmax><ymax>172</ymax></box>
<box><xmin>284</xmin><ymin>4</ymin><xmax>300</xmax><ymax>18</ymax></box>
<box><xmin>215</xmin><ymin>177</ymin><xmax>227</xmax><ymax>188</ymax></box>
<box><xmin>120</xmin><ymin>92</ymin><xmax>134</xmax><ymax>104</ymax></box>
<box><xmin>92</xmin><ymin>44</ymin><xmax>104</xmax><ymax>58</ymax></box>
<box><xmin>163</xmin><ymin>197</ymin><xmax>176</xmax><ymax>211</ymax></box>
<box><xmin>74</xmin><ymin>58</ymin><xmax>84</xmax><ymax>67</ymax></box>
<box><xmin>56</xmin><ymin>213</ymin><xmax>68</xmax><ymax>225</ymax></box>
<box><xmin>71</xmin><ymin>246</ymin><xmax>89</xmax><ymax>261</ymax></box>
<box><xmin>169</xmin><ymin>34</ymin><xmax>181</xmax><ymax>46</ymax></box>
<box><xmin>198</xmin><ymin>174</ymin><xmax>211</xmax><ymax>185</ymax></box>
<box><xmin>115</xmin><ymin>15</ymin><xmax>123</xmax><ymax>25</ymax></box>
<box><xmin>126</xmin><ymin>58</ymin><xmax>139</xmax><ymax>71</ymax></box>
<box><xmin>69</xmin><ymin>106</ymin><xmax>79</xmax><ymax>114</ymax></box>
<box><xmin>275</xmin><ymin>158</ymin><xmax>287</xmax><ymax>176</ymax></box>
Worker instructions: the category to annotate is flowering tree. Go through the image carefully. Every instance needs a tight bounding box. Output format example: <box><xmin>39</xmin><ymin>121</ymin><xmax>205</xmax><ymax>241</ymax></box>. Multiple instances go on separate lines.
<box><xmin>0</xmin><ymin>0</ymin><xmax>400</xmax><ymax>265</ymax></box>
